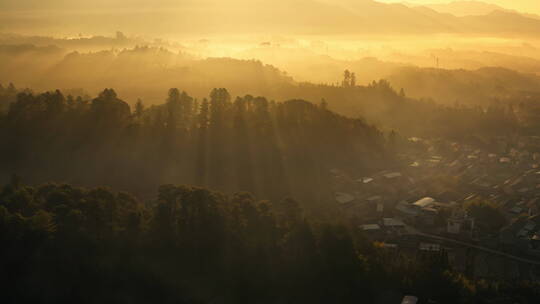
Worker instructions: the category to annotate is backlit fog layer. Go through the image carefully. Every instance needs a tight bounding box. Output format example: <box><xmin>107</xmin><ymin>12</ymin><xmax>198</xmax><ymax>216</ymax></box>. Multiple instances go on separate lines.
<box><xmin>3</xmin><ymin>0</ymin><xmax>540</xmax><ymax>104</ymax></box>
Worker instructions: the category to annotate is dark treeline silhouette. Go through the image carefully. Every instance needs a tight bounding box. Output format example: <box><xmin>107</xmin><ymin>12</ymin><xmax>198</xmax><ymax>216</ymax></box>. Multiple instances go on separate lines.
<box><xmin>281</xmin><ymin>79</ymin><xmax>522</xmax><ymax>139</ymax></box>
<box><xmin>0</xmin><ymin>81</ymin><xmax>526</xmax><ymax>206</ymax></box>
<box><xmin>0</xmin><ymin>87</ymin><xmax>388</xmax><ymax>217</ymax></box>
<box><xmin>0</xmin><ymin>82</ymin><xmax>20</xmax><ymax>111</ymax></box>
<box><xmin>0</xmin><ymin>42</ymin><xmax>534</xmax><ymax>142</ymax></box>
<box><xmin>4</xmin><ymin>43</ymin><xmax>540</xmax><ymax>134</ymax></box>
<box><xmin>386</xmin><ymin>67</ymin><xmax>540</xmax><ymax>106</ymax></box>
<box><xmin>1</xmin><ymin>180</ymin><xmax>539</xmax><ymax>304</ymax></box>
<box><xmin>0</xmin><ymin>45</ymin><xmax>294</xmax><ymax>103</ymax></box>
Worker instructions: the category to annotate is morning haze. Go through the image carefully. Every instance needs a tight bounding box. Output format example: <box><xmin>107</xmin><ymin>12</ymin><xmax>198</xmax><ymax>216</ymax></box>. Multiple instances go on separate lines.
<box><xmin>1</xmin><ymin>1</ymin><xmax>540</xmax><ymax>304</ymax></box>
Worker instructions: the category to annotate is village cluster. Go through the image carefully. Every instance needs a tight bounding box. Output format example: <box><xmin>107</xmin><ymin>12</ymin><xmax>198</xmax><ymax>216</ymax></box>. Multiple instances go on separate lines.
<box><xmin>332</xmin><ymin>135</ymin><xmax>540</xmax><ymax>281</ymax></box>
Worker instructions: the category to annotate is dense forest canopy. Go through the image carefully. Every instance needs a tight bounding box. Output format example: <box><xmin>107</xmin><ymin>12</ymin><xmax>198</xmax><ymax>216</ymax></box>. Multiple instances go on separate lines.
<box><xmin>2</xmin><ymin>180</ymin><xmax>539</xmax><ymax>303</ymax></box>
<box><xmin>0</xmin><ymin>86</ymin><xmax>388</xmax><ymax>218</ymax></box>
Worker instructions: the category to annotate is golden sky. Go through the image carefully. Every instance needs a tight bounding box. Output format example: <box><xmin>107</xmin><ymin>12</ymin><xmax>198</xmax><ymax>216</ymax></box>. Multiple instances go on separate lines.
<box><xmin>378</xmin><ymin>0</ymin><xmax>540</xmax><ymax>15</ymax></box>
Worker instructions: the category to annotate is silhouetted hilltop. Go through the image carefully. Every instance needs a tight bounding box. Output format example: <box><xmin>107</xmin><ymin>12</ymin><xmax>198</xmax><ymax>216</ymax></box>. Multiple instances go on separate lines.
<box><xmin>0</xmin><ymin>45</ymin><xmax>294</xmax><ymax>102</ymax></box>
<box><xmin>386</xmin><ymin>66</ymin><xmax>540</xmax><ymax>106</ymax></box>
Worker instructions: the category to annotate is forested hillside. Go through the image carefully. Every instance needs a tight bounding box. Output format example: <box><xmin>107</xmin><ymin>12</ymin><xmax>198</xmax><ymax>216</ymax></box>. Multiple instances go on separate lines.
<box><xmin>6</xmin><ymin>44</ymin><xmax>540</xmax><ymax>110</ymax></box>
<box><xmin>0</xmin><ymin>87</ymin><xmax>387</xmax><ymax>216</ymax></box>
<box><xmin>1</xmin><ymin>180</ymin><xmax>539</xmax><ymax>303</ymax></box>
<box><xmin>0</xmin><ymin>45</ymin><xmax>294</xmax><ymax>103</ymax></box>
<box><xmin>386</xmin><ymin>66</ymin><xmax>540</xmax><ymax>106</ymax></box>
<box><xmin>275</xmin><ymin>79</ymin><xmax>520</xmax><ymax>138</ymax></box>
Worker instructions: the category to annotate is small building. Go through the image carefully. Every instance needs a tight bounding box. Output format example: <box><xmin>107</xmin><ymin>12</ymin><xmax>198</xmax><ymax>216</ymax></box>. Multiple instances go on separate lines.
<box><xmin>447</xmin><ymin>218</ymin><xmax>463</xmax><ymax>234</ymax></box>
<box><xmin>361</xmin><ymin>224</ymin><xmax>381</xmax><ymax>231</ymax></box>
<box><xmin>366</xmin><ymin>195</ymin><xmax>382</xmax><ymax>202</ymax></box>
<box><xmin>401</xmin><ymin>295</ymin><xmax>418</xmax><ymax>304</ymax></box>
<box><xmin>360</xmin><ymin>224</ymin><xmax>385</xmax><ymax>239</ymax></box>
<box><xmin>419</xmin><ymin>207</ymin><xmax>438</xmax><ymax>225</ymax></box>
<box><xmin>395</xmin><ymin>201</ymin><xmax>420</xmax><ymax>217</ymax></box>
<box><xmin>510</xmin><ymin>206</ymin><xmax>524</xmax><ymax>214</ymax></box>
<box><xmin>529</xmin><ymin>235</ymin><xmax>540</xmax><ymax>257</ymax></box>
<box><xmin>412</xmin><ymin>197</ymin><xmax>436</xmax><ymax>209</ymax></box>
<box><xmin>447</xmin><ymin>210</ymin><xmax>475</xmax><ymax>235</ymax></box>
<box><xmin>335</xmin><ymin>192</ymin><xmax>355</xmax><ymax>205</ymax></box>
<box><xmin>383</xmin><ymin>218</ymin><xmax>405</xmax><ymax>228</ymax></box>
<box><xmin>517</xmin><ymin>229</ymin><xmax>528</xmax><ymax>238</ymax></box>
<box><xmin>419</xmin><ymin>242</ymin><xmax>441</xmax><ymax>252</ymax></box>
<box><xmin>359</xmin><ymin>177</ymin><xmax>374</xmax><ymax>184</ymax></box>
<box><xmin>384</xmin><ymin>172</ymin><xmax>402</xmax><ymax>179</ymax></box>
<box><xmin>500</xmin><ymin>157</ymin><xmax>511</xmax><ymax>164</ymax></box>
<box><xmin>381</xmin><ymin>243</ymin><xmax>398</xmax><ymax>249</ymax></box>
<box><xmin>524</xmin><ymin>221</ymin><xmax>536</xmax><ymax>232</ymax></box>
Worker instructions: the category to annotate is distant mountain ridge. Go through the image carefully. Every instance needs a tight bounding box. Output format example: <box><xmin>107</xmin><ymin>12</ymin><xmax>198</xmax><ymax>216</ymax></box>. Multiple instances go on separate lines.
<box><xmin>404</xmin><ymin>1</ymin><xmax>506</xmax><ymax>16</ymax></box>
<box><xmin>324</xmin><ymin>0</ymin><xmax>540</xmax><ymax>36</ymax></box>
<box><xmin>2</xmin><ymin>0</ymin><xmax>540</xmax><ymax>37</ymax></box>
<box><xmin>407</xmin><ymin>0</ymin><xmax>540</xmax><ymax>20</ymax></box>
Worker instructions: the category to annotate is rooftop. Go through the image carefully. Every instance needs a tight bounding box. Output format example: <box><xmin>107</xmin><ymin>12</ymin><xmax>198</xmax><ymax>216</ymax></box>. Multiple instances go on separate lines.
<box><xmin>419</xmin><ymin>243</ymin><xmax>441</xmax><ymax>252</ymax></box>
<box><xmin>412</xmin><ymin>197</ymin><xmax>436</xmax><ymax>208</ymax></box>
<box><xmin>335</xmin><ymin>192</ymin><xmax>355</xmax><ymax>205</ymax></box>
<box><xmin>401</xmin><ymin>295</ymin><xmax>418</xmax><ymax>304</ymax></box>
<box><xmin>383</xmin><ymin>218</ymin><xmax>405</xmax><ymax>227</ymax></box>
<box><xmin>384</xmin><ymin>172</ymin><xmax>402</xmax><ymax>179</ymax></box>
<box><xmin>361</xmin><ymin>224</ymin><xmax>381</xmax><ymax>231</ymax></box>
